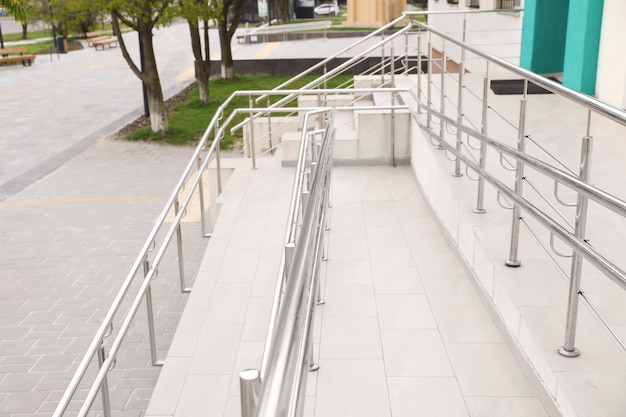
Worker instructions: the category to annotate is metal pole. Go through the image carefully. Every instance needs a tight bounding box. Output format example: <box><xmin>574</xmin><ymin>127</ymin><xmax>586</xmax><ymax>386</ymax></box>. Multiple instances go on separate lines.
<box><xmin>267</xmin><ymin>96</ymin><xmax>273</xmax><ymax>154</ymax></box>
<box><xmin>453</xmin><ymin>42</ymin><xmax>465</xmax><ymax>177</ymax></box>
<box><xmin>427</xmin><ymin>32</ymin><xmax>432</xmax><ymax>130</ymax></box>
<box><xmin>97</xmin><ymin>344</ymin><xmax>112</xmax><ymax>417</ymax></box>
<box><xmin>215</xmin><ymin>123</ymin><xmax>223</xmax><ymax>194</ymax></box>
<box><xmin>239</xmin><ymin>369</ymin><xmax>261</xmax><ymax>417</ymax></box>
<box><xmin>417</xmin><ymin>35</ymin><xmax>422</xmax><ymax>112</ymax></box>
<box><xmin>558</xmin><ymin>132</ymin><xmax>593</xmax><ymax>358</ymax></box>
<box><xmin>143</xmin><ymin>258</ymin><xmax>162</xmax><ymax>366</ymax></box>
<box><xmin>505</xmin><ymin>81</ymin><xmax>528</xmax><ymax>267</ymax></box>
<box><xmin>284</xmin><ymin>242</ymin><xmax>296</xmax><ymax>283</ymax></box>
<box><xmin>249</xmin><ymin>95</ymin><xmax>257</xmax><ymax>169</ymax></box>
<box><xmin>391</xmin><ymin>44</ymin><xmax>396</xmax><ymax>167</ymax></box>
<box><xmin>474</xmin><ymin>61</ymin><xmax>490</xmax><ymax>214</ymax></box>
<box><xmin>381</xmin><ymin>31</ymin><xmax>386</xmax><ymax>85</ymax></box>
<box><xmin>174</xmin><ymin>198</ymin><xmax>190</xmax><ymax>292</ymax></box>
<box><xmin>438</xmin><ymin>42</ymin><xmax>446</xmax><ymax>151</ymax></box>
<box><xmin>197</xmin><ymin>155</ymin><xmax>211</xmax><ymax>237</ymax></box>
<box><xmin>404</xmin><ymin>30</ymin><xmax>409</xmax><ymax>75</ymax></box>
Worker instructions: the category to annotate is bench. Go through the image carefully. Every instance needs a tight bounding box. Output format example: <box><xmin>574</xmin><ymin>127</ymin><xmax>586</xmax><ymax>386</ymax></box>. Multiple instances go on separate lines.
<box><xmin>0</xmin><ymin>47</ymin><xmax>36</xmax><ymax>66</ymax></box>
<box><xmin>85</xmin><ymin>30</ymin><xmax>115</xmax><ymax>48</ymax></box>
<box><xmin>92</xmin><ymin>37</ymin><xmax>119</xmax><ymax>51</ymax></box>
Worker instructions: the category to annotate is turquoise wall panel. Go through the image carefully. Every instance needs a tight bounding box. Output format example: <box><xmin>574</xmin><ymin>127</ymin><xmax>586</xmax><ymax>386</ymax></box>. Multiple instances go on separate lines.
<box><xmin>562</xmin><ymin>0</ymin><xmax>604</xmax><ymax>95</ymax></box>
<box><xmin>520</xmin><ymin>0</ymin><xmax>569</xmax><ymax>74</ymax></box>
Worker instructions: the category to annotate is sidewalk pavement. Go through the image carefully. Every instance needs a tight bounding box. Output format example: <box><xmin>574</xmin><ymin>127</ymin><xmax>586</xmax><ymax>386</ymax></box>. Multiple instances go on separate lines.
<box><xmin>0</xmin><ymin>22</ymin><xmax>377</xmax><ymax>417</ymax></box>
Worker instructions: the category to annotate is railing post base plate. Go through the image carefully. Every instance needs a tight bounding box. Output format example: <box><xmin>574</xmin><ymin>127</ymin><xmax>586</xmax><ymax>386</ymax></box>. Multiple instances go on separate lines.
<box><xmin>557</xmin><ymin>346</ymin><xmax>580</xmax><ymax>358</ymax></box>
<box><xmin>505</xmin><ymin>259</ymin><xmax>521</xmax><ymax>268</ymax></box>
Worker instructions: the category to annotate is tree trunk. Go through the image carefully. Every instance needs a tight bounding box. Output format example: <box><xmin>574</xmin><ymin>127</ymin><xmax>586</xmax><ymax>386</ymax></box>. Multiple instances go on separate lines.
<box><xmin>21</xmin><ymin>22</ymin><xmax>27</xmax><ymax>39</ymax></box>
<box><xmin>112</xmin><ymin>11</ymin><xmax>168</xmax><ymax>134</ymax></box>
<box><xmin>217</xmin><ymin>0</ymin><xmax>244</xmax><ymax>80</ymax></box>
<box><xmin>218</xmin><ymin>19</ymin><xmax>234</xmax><ymax>79</ymax></box>
<box><xmin>277</xmin><ymin>0</ymin><xmax>290</xmax><ymax>22</ymax></box>
<box><xmin>188</xmin><ymin>18</ymin><xmax>211</xmax><ymax>102</ymax></box>
<box><xmin>142</xmin><ymin>31</ymin><xmax>168</xmax><ymax>133</ymax></box>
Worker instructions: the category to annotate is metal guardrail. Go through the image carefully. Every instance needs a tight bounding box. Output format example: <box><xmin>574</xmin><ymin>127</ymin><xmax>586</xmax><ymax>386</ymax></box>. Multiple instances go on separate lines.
<box><xmin>246</xmin><ymin>15</ymin><xmax>626</xmax><ymax>417</ymax></box>
<box><xmin>54</xmin><ymin>7</ymin><xmax>626</xmax><ymax>417</ymax></box>
<box><xmin>240</xmin><ymin>108</ymin><xmax>334</xmax><ymax>417</ymax></box>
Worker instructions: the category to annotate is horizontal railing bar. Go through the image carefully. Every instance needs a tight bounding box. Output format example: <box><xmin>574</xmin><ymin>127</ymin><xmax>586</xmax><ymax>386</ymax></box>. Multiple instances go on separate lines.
<box><xmin>256</xmin><ymin>111</ymin><xmax>334</xmax><ymax>417</ymax></box>
<box><xmin>411</xmin><ymin>19</ymin><xmax>626</xmax><ymax>127</ymax></box>
<box><xmin>254</xmin><ymin>14</ymin><xmax>411</xmax><ymax>104</ymax></box>
<box><xmin>413</xmin><ymin>112</ymin><xmax>626</xmax><ymax>291</ymax></box>
<box><xmin>419</xmin><ymin>100</ymin><xmax>626</xmax><ymax>216</ymax></box>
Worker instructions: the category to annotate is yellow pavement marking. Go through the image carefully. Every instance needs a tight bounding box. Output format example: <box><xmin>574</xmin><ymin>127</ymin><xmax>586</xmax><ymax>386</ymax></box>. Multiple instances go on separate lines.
<box><xmin>0</xmin><ymin>194</ymin><xmax>169</xmax><ymax>207</ymax></box>
<box><xmin>177</xmin><ymin>67</ymin><xmax>195</xmax><ymax>82</ymax></box>
<box><xmin>211</xmin><ymin>45</ymin><xmax>241</xmax><ymax>61</ymax></box>
<box><xmin>162</xmin><ymin>171</ymin><xmax>210</xmax><ymax>224</ymax></box>
<box><xmin>0</xmin><ymin>59</ymin><xmax>118</xmax><ymax>100</ymax></box>
<box><xmin>254</xmin><ymin>42</ymin><xmax>279</xmax><ymax>59</ymax></box>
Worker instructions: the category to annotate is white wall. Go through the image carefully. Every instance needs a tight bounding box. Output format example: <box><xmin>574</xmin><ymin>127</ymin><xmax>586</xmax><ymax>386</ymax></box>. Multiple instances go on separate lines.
<box><xmin>595</xmin><ymin>0</ymin><xmax>626</xmax><ymax>110</ymax></box>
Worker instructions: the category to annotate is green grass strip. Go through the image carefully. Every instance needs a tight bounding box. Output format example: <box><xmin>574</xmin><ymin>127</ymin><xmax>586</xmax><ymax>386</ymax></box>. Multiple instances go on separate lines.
<box><xmin>126</xmin><ymin>74</ymin><xmax>352</xmax><ymax>149</ymax></box>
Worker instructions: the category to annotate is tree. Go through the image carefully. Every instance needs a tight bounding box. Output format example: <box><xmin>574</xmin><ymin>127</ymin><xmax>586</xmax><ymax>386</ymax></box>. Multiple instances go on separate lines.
<box><xmin>1</xmin><ymin>0</ymin><xmax>28</xmax><ymax>22</ymax></box>
<box><xmin>106</xmin><ymin>0</ymin><xmax>176</xmax><ymax>133</ymax></box>
<box><xmin>181</xmin><ymin>0</ymin><xmax>221</xmax><ymax>103</ymax></box>
<box><xmin>276</xmin><ymin>0</ymin><xmax>290</xmax><ymax>23</ymax></box>
<box><xmin>48</xmin><ymin>0</ymin><xmax>105</xmax><ymax>36</ymax></box>
<box><xmin>215</xmin><ymin>0</ymin><xmax>244</xmax><ymax>79</ymax></box>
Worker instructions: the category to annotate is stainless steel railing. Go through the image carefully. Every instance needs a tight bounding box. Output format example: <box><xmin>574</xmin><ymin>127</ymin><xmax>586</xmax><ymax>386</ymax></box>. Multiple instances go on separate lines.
<box><xmin>239</xmin><ymin>108</ymin><xmax>335</xmax><ymax>417</ymax></box>
<box><xmin>406</xmin><ymin>15</ymin><xmax>626</xmax><ymax>358</ymax></box>
<box><xmin>55</xmin><ymin>7</ymin><xmax>626</xmax><ymax>417</ymax></box>
<box><xmin>250</xmin><ymin>10</ymin><xmax>626</xmax><ymax>401</ymax></box>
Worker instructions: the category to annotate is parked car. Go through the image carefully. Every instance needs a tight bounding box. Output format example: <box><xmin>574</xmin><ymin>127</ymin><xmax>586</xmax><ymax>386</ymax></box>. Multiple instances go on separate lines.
<box><xmin>314</xmin><ymin>3</ymin><xmax>337</xmax><ymax>16</ymax></box>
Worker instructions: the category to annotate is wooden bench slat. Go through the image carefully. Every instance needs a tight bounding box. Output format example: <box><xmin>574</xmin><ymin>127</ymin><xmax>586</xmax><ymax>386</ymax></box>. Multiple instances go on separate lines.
<box><xmin>0</xmin><ymin>47</ymin><xmax>28</xmax><ymax>55</ymax></box>
<box><xmin>0</xmin><ymin>53</ymin><xmax>36</xmax><ymax>66</ymax></box>
<box><xmin>92</xmin><ymin>37</ymin><xmax>119</xmax><ymax>50</ymax></box>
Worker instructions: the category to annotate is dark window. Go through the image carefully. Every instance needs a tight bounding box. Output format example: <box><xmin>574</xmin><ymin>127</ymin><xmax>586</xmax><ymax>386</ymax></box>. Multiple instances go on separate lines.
<box><xmin>495</xmin><ymin>0</ymin><xmax>521</xmax><ymax>9</ymax></box>
<box><xmin>466</xmin><ymin>0</ymin><xmax>479</xmax><ymax>7</ymax></box>
<box><xmin>447</xmin><ymin>0</ymin><xmax>459</xmax><ymax>4</ymax></box>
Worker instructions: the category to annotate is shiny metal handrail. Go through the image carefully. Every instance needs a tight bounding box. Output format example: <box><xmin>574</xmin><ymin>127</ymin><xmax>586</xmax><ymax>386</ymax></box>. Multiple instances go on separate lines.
<box><xmin>410</xmin><ymin>19</ymin><xmax>626</xmax><ymax>127</ymax></box>
<box><xmin>254</xmin><ymin>13</ymin><xmax>410</xmax><ymax>104</ymax></box>
<box><xmin>238</xmin><ymin>107</ymin><xmax>335</xmax><ymax>417</ymax></box>
<box><xmin>230</xmin><ymin>22</ymin><xmax>413</xmax><ymax>135</ymax></box>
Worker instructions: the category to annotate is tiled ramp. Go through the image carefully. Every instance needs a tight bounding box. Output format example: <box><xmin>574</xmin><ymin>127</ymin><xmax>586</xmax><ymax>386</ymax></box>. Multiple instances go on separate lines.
<box><xmin>145</xmin><ymin>157</ymin><xmax>552</xmax><ymax>417</ymax></box>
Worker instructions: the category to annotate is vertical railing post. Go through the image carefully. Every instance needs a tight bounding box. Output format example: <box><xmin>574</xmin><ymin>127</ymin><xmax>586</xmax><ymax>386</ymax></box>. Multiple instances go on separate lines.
<box><xmin>97</xmin><ymin>343</ymin><xmax>112</xmax><ymax>417</ymax></box>
<box><xmin>267</xmin><ymin>96</ymin><xmax>273</xmax><ymax>154</ymax></box>
<box><xmin>215</xmin><ymin>121</ymin><xmax>223</xmax><ymax>195</ymax></box>
<box><xmin>197</xmin><ymin>155</ymin><xmax>212</xmax><ymax>237</ymax></box>
<box><xmin>284</xmin><ymin>242</ymin><xmax>296</xmax><ymax>283</ymax></box>
<box><xmin>505</xmin><ymin>81</ymin><xmax>528</xmax><ymax>268</ymax></box>
<box><xmin>174</xmin><ymin>197</ymin><xmax>191</xmax><ymax>292</ymax></box>
<box><xmin>417</xmin><ymin>35</ymin><xmax>422</xmax><ymax>113</ymax></box>
<box><xmin>427</xmin><ymin>32</ymin><xmax>433</xmax><ymax>130</ymax></box>
<box><xmin>391</xmin><ymin>44</ymin><xmax>396</xmax><ymax>167</ymax></box>
<box><xmin>404</xmin><ymin>30</ymin><xmax>409</xmax><ymax>75</ymax></box>
<box><xmin>453</xmin><ymin>42</ymin><xmax>465</xmax><ymax>177</ymax></box>
<box><xmin>453</xmin><ymin>16</ymin><xmax>468</xmax><ymax>177</ymax></box>
<box><xmin>438</xmin><ymin>41</ymin><xmax>446</xmax><ymax>151</ymax></box>
<box><xmin>558</xmin><ymin>121</ymin><xmax>593</xmax><ymax>358</ymax></box>
<box><xmin>239</xmin><ymin>369</ymin><xmax>261</xmax><ymax>417</ymax></box>
<box><xmin>474</xmin><ymin>61</ymin><xmax>490</xmax><ymax>214</ymax></box>
<box><xmin>248</xmin><ymin>95</ymin><xmax>257</xmax><ymax>170</ymax></box>
<box><xmin>381</xmin><ymin>31</ymin><xmax>386</xmax><ymax>86</ymax></box>
<box><xmin>143</xmin><ymin>257</ymin><xmax>162</xmax><ymax>366</ymax></box>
